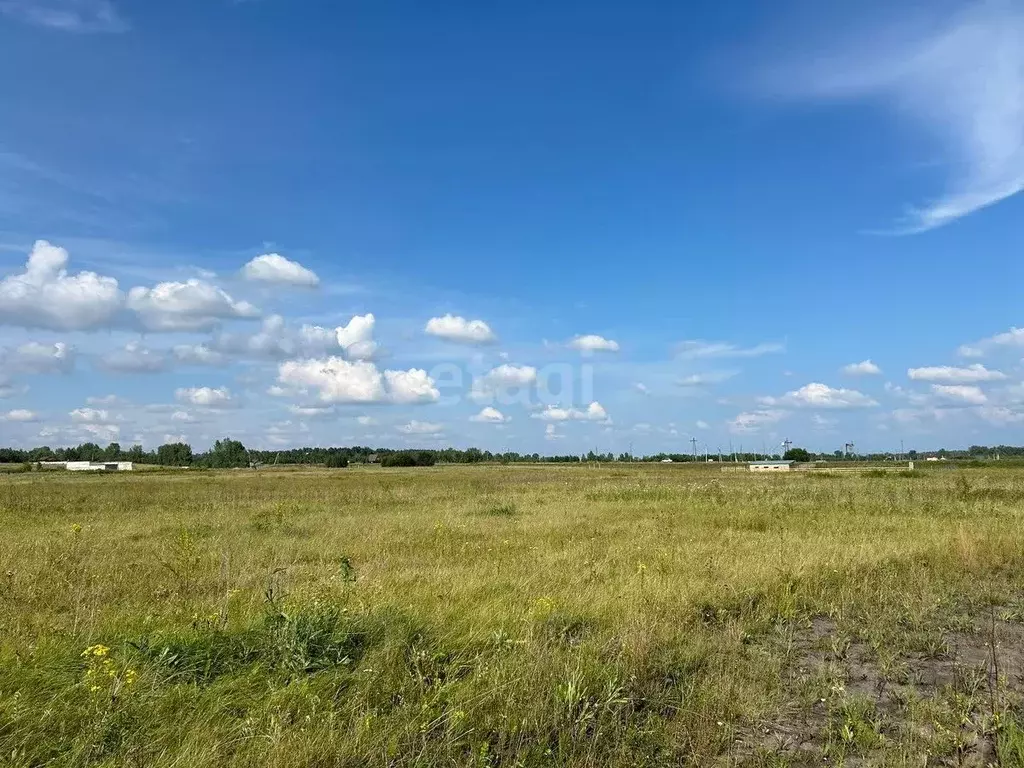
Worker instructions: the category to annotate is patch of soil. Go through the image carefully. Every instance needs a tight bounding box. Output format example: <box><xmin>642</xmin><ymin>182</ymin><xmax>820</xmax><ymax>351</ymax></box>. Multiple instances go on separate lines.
<box><xmin>733</xmin><ymin>612</ymin><xmax>1024</xmax><ymax>766</ymax></box>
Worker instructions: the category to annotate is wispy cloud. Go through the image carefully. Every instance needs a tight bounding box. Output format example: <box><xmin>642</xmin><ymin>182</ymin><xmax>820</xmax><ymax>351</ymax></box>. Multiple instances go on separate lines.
<box><xmin>675</xmin><ymin>340</ymin><xmax>784</xmax><ymax>360</ymax></box>
<box><xmin>760</xmin><ymin>2</ymin><xmax>1024</xmax><ymax>232</ymax></box>
<box><xmin>0</xmin><ymin>0</ymin><xmax>128</xmax><ymax>32</ymax></box>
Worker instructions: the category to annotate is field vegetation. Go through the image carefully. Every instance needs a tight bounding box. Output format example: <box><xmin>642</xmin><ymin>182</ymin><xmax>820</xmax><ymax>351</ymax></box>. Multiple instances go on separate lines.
<box><xmin>3</xmin><ymin>463</ymin><xmax>1024</xmax><ymax>766</ymax></box>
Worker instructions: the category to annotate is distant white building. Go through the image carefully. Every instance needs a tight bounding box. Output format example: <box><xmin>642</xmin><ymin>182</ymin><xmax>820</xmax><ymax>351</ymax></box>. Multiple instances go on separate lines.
<box><xmin>748</xmin><ymin>460</ymin><xmax>793</xmax><ymax>472</ymax></box>
<box><xmin>61</xmin><ymin>461</ymin><xmax>134</xmax><ymax>472</ymax></box>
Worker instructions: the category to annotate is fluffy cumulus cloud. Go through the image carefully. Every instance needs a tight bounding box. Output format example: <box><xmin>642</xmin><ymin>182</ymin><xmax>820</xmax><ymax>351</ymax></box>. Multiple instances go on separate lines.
<box><xmin>676</xmin><ymin>340</ymin><xmax>784</xmax><ymax>359</ymax></box>
<box><xmin>470</xmin><ymin>406</ymin><xmax>509</xmax><ymax>423</ymax></box>
<box><xmin>175</xmin><ymin>386</ymin><xmax>235</xmax><ymax>408</ymax></box>
<box><xmin>241</xmin><ymin>253</ymin><xmax>320</xmax><ymax>287</ymax></box>
<box><xmin>0</xmin><ymin>241</ymin><xmax>122</xmax><ymax>331</ymax></box>
<box><xmin>335</xmin><ymin>314</ymin><xmax>378</xmax><ymax>360</ymax></box>
<box><xmin>471</xmin><ymin>364</ymin><xmax>537</xmax><ymax>401</ymax></box>
<box><xmin>277</xmin><ymin>357</ymin><xmax>439</xmax><ymax>404</ymax></box>
<box><xmin>424</xmin><ymin>314</ymin><xmax>496</xmax><ymax>344</ymax></box>
<box><xmin>98</xmin><ymin>341</ymin><xmax>168</xmax><ymax>374</ymax></box>
<box><xmin>4</xmin><ymin>341</ymin><xmax>75</xmax><ymax>374</ymax></box>
<box><xmin>932</xmin><ymin>384</ymin><xmax>988</xmax><ymax>405</ymax></box>
<box><xmin>907</xmin><ymin>364</ymin><xmax>1006</xmax><ymax>383</ymax></box>
<box><xmin>568</xmin><ymin>334</ymin><xmax>620</xmax><ymax>353</ymax></box>
<box><xmin>544</xmin><ymin>424</ymin><xmax>562</xmax><ymax>441</ymax></box>
<box><xmin>2</xmin><ymin>409</ymin><xmax>37</xmax><ymax>422</ymax></box>
<box><xmin>728</xmin><ymin>409</ymin><xmax>787</xmax><ymax>434</ymax></box>
<box><xmin>127</xmin><ymin>279</ymin><xmax>259</xmax><ymax>332</ymax></box>
<box><xmin>397</xmin><ymin>420</ymin><xmax>443</xmax><ymax>435</ymax></box>
<box><xmin>760</xmin><ymin>382</ymin><xmax>878</xmax><ymax>409</ymax></box>
<box><xmin>531</xmin><ymin>402</ymin><xmax>609</xmax><ymax>423</ymax></box>
<box><xmin>842</xmin><ymin>360</ymin><xmax>882</xmax><ymax>376</ymax></box>
<box><xmin>384</xmin><ymin>369</ymin><xmax>441</xmax><ymax>404</ymax></box>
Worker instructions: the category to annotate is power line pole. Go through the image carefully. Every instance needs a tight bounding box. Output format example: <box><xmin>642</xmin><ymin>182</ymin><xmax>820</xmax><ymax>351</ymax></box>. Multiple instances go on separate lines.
<box><xmin>690</xmin><ymin>437</ymin><xmax>698</xmax><ymax>461</ymax></box>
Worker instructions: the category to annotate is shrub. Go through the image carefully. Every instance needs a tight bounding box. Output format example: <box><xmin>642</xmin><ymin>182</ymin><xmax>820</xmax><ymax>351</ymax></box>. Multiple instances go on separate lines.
<box><xmin>381</xmin><ymin>451</ymin><xmax>435</xmax><ymax>468</ymax></box>
<box><xmin>324</xmin><ymin>454</ymin><xmax>349</xmax><ymax>468</ymax></box>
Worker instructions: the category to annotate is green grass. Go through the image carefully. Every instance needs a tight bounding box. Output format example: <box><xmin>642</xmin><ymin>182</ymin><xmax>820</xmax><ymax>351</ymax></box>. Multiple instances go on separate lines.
<box><xmin>3</xmin><ymin>464</ymin><xmax>1024</xmax><ymax>766</ymax></box>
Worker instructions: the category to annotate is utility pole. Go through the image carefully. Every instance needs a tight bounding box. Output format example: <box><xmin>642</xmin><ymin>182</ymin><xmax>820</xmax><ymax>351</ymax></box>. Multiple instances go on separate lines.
<box><xmin>690</xmin><ymin>437</ymin><xmax>698</xmax><ymax>461</ymax></box>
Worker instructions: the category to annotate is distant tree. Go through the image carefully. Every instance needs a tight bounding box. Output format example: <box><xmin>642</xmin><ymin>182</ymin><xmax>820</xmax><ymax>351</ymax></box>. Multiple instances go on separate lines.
<box><xmin>783</xmin><ymin>447</ymin><xmax>811</xmax><ymax>462</ymax></box>
<box><xmin>381</xmin><ymin>451</ymin><xmax>435</xmax><ymax>468</ymax></box>
<box><xmin>208</xmin><ymin>439</ymin><xmax>249</xmax><ymax>468</ymax></box>
<box><xmin>324</xmin><ymin>453</ymin><xmax>348</xmax><ymax>468</ymax></box>
<box><xmin>157</xmin><ymin>442</ymin><xmax>193</xmax><ymax>466</ymax></box>
<box><xmin>104</xmin><ymin>442</ymin><xmax>122</xmax><ymax>461</ymax></box>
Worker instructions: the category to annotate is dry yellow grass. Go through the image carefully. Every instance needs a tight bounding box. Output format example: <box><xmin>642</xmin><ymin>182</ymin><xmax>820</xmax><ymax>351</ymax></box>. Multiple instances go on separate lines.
<box><xmin>2</xmin><ymin>464</ymin><xmax>1024</xmax><ymax>766</ymax></box>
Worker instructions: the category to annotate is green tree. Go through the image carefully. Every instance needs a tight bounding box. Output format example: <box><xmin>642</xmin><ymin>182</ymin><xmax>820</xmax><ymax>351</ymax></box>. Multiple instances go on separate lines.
<box><xmin>783</xmin><ymin>447</ymin><xmax>811</xmax><ymax>462</ymax></box>
<box><xmin>157</xmin><ymin>443</ymin><xmax>193</xmax><ymax>466</ymax></box>
<box><xmin>104</xmin><ymin>442</ymin><xmax>122</xmax><ymax>461</ymax></box>
<box><xmin>208</xmin><ymin>439</ymin><xmax>249</xmax><ymax>468</ymax></box>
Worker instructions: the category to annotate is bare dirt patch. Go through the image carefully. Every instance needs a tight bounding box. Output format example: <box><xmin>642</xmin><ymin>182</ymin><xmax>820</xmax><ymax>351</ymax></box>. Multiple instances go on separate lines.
<box><xmin>734</xmin><ymin>612</ymin><xmax>1024</xmax><ymax>766</ymax></box>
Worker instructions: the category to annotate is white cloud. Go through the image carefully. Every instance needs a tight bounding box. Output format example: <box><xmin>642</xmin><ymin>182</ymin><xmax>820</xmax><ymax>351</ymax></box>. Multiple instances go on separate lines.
<box><xmin>907</xmin><ymin>364</ymin><xmax>1006</xmax><ymax>383</ymax></box>
<box><xmin>842</xmin><ymin>360</ymin><xmax>881</xmax><ymax>376</ymax></box>
<box><xmin>241</xmin><ymin>253</ymin><xmax>320</xmax><ymax>287</ymax></box>
<box><xmin>932</xmin><ymin>384</ymin><xmax>987</xmax><ymax>405</ymax></box>
<box><xmin>277</xmin><ymin>357</ymin><xmax>438</xmax><ymax>404</ymax></box>
<box><xmin>356</xmin><ymin>415</ymin><xmax>376</xmax><ymax>426</ymax></box>
<box><xmin>98</xmin><ymin>341</ymin><xmax>167</xmax><ymax>374</ymax></box>
<box><xmin>81</xmin><ymin>423</ymin><xmax>120</xmax><ymax>441</ymax></box>
<box><xmin>676</xmin><ymin>340</ymin><xmax>784</xmax><ymax>359</ymax></box>
<box><xmin>173</xmin><ymin>344</ymin><xmax>227</xmax><ymax>366</ymax></box>
<box><xmin>0</xmin><ymin>240</ymin><xmax>122</xmax><ymax>331</ymax></box>
<box><xmin>977</xmin><ymin>406</ymin><xmax>1024</xmax><ymax>426</ymax></box>
<box><xmin>812</xmin><ymin>414</ymin><xmax>838</xmax><ymax>429</ymax></box>
<box><xmin>86</xmin><ymin>394</ymin><xmax>121</xmax><ymax>406</ymax></box>
<box><xmin>127</xmin><ymin>279</ymin><xmax>259</xmax><ymax>332</ymax></box>
<box><xmin>170</xmin><ymin>410</ymin><xmax>198</xmax><ymax>423</ymax></box>
<box><xmin>175</xmin><ymin>386</ymin><xmax>235</xmax><ymax>408</ymax></box>
<box><xmin>470</xmin><ymin>406</ymin><xmax>509</xmax><ymax>423</ymax></box>
<box><xmin>384</xmin><ymin>368</ymin><xmax>440</xmax><ymax>404</ymax></box>
<box><xmin>568</xmin><ymin>334</ymin><xmax>620</xmax><ymax>353</ymax></box>
<box><xmin>335</xmin><ymin>314</ymin><xmax>378</xmax><ymax>360</ymax></box>
<box><xmin>696</xmin><ymin>420</ymin><xmax>710</xmax><ymax>430</ymax></box>
<box><xmin>397</xmin><ymin>420</ymin><xmax>443</xmax><ymax>435</ymax></box>
<box><xmin>677</xmin><ymin>371</ymin><xmax>737</xmax><ymax>386</ymax></box>
<box><xmin>760</xmin><ymin>382</ymin><xmax>878</xmax><ymax>409</ymax></box>
<box><xmin>212</xmin><ymin>315</ymin><xmax>341</xmax><ymax>361</ymax></box>
<box><xmin>0</xmin><ymin>0</ymin><xmax>128</xmax><ymax>32</ymax></box>
<box><xmin>2</xmin><ymin>409</ymin><xmax>37</xmax><ymax>422</ymax></box>
<box><xmin>70</xmin><ymin>407</ymin><xmax>111</xmax><ymax>423</ymax></box>
<box><xmin>531</xmin><ymin>401</ymin><xmax>609</xmax><ymax>423</ymax></box>
<box><xmin>544</xmin><ymin>423</ymin><xmax>563</xmax><ymax>441</ymax></box>
<box><xmin>425</xmin><ymin>314</ymin><xmax>497</xmax><ymax>345</ymax></box>
<box><xmin>471</xmin><ymin>364</ymin><xmax>537</xmax><ymax>400</ymax></box>
<box><xmin>634</xmin><ymin>382</ymin><xmax>649</xmax><ymax>394</ymax></box>
<box><xmin>763</xmin><ymin>3</ymin><xmax>1024</xmax><ymax>231</ymax></box>
<box><xmin>958</xmin><ymin>327</ymin><xmax>1024</xmax><ymax>358</ymax></box>
<box><xmin>288</xmin><ymin>404</ymin><xmax>335</xmax><ymax>417</ymax></box>
<box><xmin>728</xmin><ymin>409</ymin><xmax>787</xmax><ymax>434</ymax></box>
<box><xmin>5</xmin><ymin>341</ymin><xmax>75</xmax><ymax>374</ymax></box>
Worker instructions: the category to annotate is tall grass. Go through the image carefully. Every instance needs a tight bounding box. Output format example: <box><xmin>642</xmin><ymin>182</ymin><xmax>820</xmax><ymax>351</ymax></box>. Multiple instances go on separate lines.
<box><xmin>2</xmin><ymin>465</ymin><xmax>1024</xmax><ymax>765</ymax></box>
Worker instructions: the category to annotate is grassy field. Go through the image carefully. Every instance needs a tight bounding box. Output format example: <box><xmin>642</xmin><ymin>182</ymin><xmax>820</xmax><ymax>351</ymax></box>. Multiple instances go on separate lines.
<box><xmin>3</xmin><ymin>464</ymin><xmax>1024</xmax><ymax>766</ymax></box>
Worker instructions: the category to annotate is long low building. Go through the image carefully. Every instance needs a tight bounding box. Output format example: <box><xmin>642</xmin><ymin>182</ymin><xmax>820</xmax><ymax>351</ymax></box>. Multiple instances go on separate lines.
<box><xmin>39</xmin><ymin>461</ymin><xmax>134</xmax><ymax>472</ymax></box>
<box><xmin>748</xmin><ymin>460</ymin><xmax>794</xmax><ymax>472</ymax></box>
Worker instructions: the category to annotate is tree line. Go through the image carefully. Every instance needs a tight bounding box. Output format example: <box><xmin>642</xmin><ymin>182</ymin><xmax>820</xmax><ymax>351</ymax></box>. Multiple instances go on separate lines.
<box><xmin>3</xmin><ymin>440</ymin><xmax>1023</xmax><ymax>469</ymax></box>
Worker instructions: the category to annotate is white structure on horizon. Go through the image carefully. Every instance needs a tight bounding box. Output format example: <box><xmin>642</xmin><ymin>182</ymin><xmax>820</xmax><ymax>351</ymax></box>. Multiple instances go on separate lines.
<box><xmin>45</xmin><ymin>461</ymin><xmax>135</xmax><ymax>472</ymax></box>
<box><xmin>748</xmin><ymin>460</ymin><xmax>793</xmax><ymax>472</ymax></box>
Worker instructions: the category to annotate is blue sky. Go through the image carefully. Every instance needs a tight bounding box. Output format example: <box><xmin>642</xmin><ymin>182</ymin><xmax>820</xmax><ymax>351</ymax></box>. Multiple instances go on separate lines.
<box><xmin>1</xmin><ymin>0</ymin><xmax>1023</xmax><ymax>454</ymax></box>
